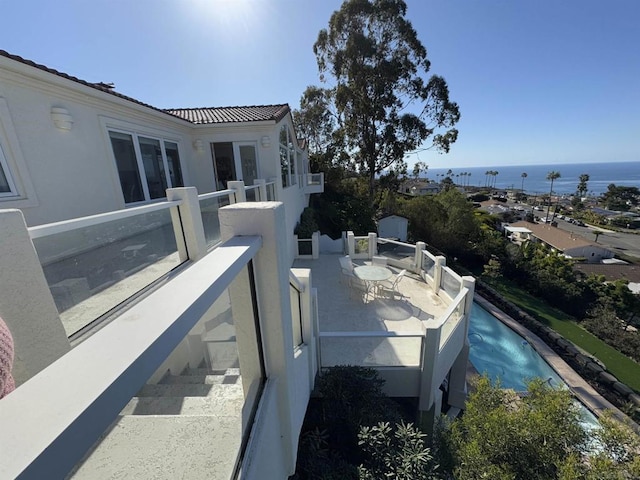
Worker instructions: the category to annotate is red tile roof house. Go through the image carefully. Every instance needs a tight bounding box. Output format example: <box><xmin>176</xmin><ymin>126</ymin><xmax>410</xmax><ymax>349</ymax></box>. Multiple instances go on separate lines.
<box><xmin>0</xmin><ymin>50</ymin><xmax>475</xmax><ymax>479</ymax></box>
<box><xmin>509</xmin><ymin>221</ymin><xmax>615</xmax><ymax>263</ymax></box>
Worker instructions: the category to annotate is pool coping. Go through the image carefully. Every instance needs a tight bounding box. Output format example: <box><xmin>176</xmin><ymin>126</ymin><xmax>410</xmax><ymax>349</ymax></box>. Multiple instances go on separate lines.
<box><xmin>473</xmin><ymin>293</ymin><xmax>629</xmax><ymax>423</ymax></box>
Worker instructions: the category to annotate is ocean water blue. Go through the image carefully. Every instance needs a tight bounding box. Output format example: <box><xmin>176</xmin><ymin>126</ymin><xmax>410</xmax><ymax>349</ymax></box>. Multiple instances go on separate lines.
<box><xmin>425</xmin><ymin>161</ymin><xmax>639</xmax><ymax>196</ymax></box>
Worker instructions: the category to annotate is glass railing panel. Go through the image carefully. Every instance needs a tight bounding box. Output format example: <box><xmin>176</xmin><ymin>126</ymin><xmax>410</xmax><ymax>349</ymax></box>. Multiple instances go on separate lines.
<box><xmin>377</xmin><ymin>239</ymin><xmax>415</xmax><ymax>263</ymax></box>
<box><xmin>441</xmin><ymin>267</ymin><xmax>462</xmax><ymax>299</ymax></box>
<box><xmin>319</xmin><ymin>335</ymin><xmax>423</xmax><ymax>367</ymax></box>
<box><xmin>32</xmin><ymin>207</ymin><xmax>181</xmax><ymax>336</ymax></box>
<box><xmin>422</xmin><ymin>252</ymin><xmax>436</xmax><ymax>279</ymax></box>
<box><xmin>245</xmin><ymin>186</ymin><xmax>259</xmax><ymax>202</ymax></box>
<box><xmin>297</xmin><ymin>238</ymin><xmax>313</xmax><ymax>256</ymax></box>
<box><xmin>354</xmin><ymin>236</ymin><xmax>369</xmax><ymax>255</ymax></box>
<box><xmin>290</xmin><ymin>284</ymin><xmax>303</xmax><ymax>346</ymax></box>
<box><xmin>200</xmin><ymin>195</ymin><xmax>231</xmax><ymax>248</ymax></box>
<box><xmin>266</xmin><ymin>183</ymin><xmax>276</xmax><ymax>201</ymax></box>
<box><xmin>439</xmin><ymin>295</ymin><xmax>466</xmax><ymax>349</ymax></box>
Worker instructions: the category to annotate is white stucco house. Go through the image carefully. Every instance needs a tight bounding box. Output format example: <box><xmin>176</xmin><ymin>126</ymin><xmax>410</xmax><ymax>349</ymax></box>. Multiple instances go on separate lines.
<box><xmin>0</xmin><ymin>50</ymin><xmax>474</xmax><ymax>479</ymax></box>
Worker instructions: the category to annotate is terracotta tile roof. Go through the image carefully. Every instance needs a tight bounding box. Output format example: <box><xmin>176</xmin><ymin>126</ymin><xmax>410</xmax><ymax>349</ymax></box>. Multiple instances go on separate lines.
<box><xmin>510</xmin><ymin>221</ymin><xmax>594</xmax><ymax>251</ymax></box>
<box><xmin>0</xmin><ymin>49</ymin><xmax>186</xmax><ymax>122</ymax></box>
<box><xmin>574</xmin><ymin>263</ymin><xmax>640</xmax><ymax>283</ymax></box>
<box><xmin>0</xmin><ymin>50</ymin><xmax>291</xmax><ymax>127</ymax></box>
<box><xmin>165</xmin><ymin>105</ymin><xmax>290</xmax><ymax>124</ymax></box>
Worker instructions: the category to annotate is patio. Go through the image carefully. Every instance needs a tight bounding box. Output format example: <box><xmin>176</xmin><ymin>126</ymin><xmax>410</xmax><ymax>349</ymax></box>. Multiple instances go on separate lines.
<box><xmin>294</xmin><ymin>253</ymin><xmax>451</xmax><ymax>367</ymax></box>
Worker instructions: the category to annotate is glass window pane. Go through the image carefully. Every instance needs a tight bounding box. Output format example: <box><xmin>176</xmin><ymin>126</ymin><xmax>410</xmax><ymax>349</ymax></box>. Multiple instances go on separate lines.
<box><xmin>212</xmin><ymin>142</ymin><xmax>236</xmax><ymax>190</ymax></box>
<box><xmin>109</xmin><ymin>131</ymin><xmax>144</xmax><ymax>203</ymax></box>
<box><xmin>164</xmin><ymin>141</ymin><xmax>184</xmax><ymax>188</ymax></box>
<box><xmin>280</xmin><ymin>146</ymin><xmax>289</xmax><ymax>187</ymax></box>
<box><xmin>0</xmin><ymin>144</ymin><xmax>11</xmax><ymax>193</ymax></box>
<box><xmin>138</xmin><ymin>137</ymin><xmax>167</xmax><ymax>199</ymax></box>
<box><xmin>289</xmin><ymin>141</ymin><xmax>297</xmax><ymax>185</ymax></box>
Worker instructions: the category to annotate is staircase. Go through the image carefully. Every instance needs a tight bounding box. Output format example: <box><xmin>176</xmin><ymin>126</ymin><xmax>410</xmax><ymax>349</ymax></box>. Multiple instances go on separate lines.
<box><xmin>69</xmin><ymin>365</ymin><xmax>245</xmax><ymax>480</ymax></box>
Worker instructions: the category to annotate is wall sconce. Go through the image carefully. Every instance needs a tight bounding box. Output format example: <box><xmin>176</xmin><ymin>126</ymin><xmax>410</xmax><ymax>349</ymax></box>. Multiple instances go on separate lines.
<box><xmin>50</xmin><ymin>107</ymin><xmax>73</xmax><ymax>131</ymax></box>
<box><xmin>261</xmin><ymin>135</ymin><xmax>271</xmax><ymax>148</ymax></box>
<box><xmin>193</xmin><ymin>139</ymin><xmax>204</xmax><ymax>152</ymax></box>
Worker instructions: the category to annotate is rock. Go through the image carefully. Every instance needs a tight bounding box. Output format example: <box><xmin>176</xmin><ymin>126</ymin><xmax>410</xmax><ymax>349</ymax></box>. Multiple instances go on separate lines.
<box><xmin>612</xmin><ymin>382</ymin><xmax>634</xmax><ymax>397</ymax></box>
<box><xmin>628</xmin><ymin>393</ymin><xmax>640</xmax><ymax>407</ymax></box>
<box><xmin>586</xmin><ymin>362</ymin><xmax>604</xmax><ymax>374</ymax></box>
<box><xmin>597</xmin><ymin>371</ymin><xmax>618</xmax><ymax>385</ymax></box>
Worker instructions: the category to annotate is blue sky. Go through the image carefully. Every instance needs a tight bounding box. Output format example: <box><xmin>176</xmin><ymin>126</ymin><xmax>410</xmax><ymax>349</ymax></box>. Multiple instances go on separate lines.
<box><xmin>1</xmin><ymin>0</ymin><xmax>638</xmax><ymax>169</ymax></box>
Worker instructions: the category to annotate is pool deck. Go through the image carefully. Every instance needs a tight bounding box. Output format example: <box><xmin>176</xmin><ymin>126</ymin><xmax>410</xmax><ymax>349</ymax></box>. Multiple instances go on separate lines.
<box><xmin>475</xmin><ymin>294</ymin><xmax>631</xmax><ymax>425</ymax></box>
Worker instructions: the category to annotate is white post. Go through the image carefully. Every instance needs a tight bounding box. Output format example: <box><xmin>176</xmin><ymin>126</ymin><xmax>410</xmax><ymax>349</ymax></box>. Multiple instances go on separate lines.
<box><xmin>227</xmin><ymin>180</ymin><xmax>247</xmax><ymax>204</ymax></box>
<box><xmin>254</xmin><ymin>179</ymin><xmax>267</xmax><ymax>202</ymax></box>
<box><xmin>447</xmin><ymin>277</ymin><xmax>475</xmax><ymax>410</ymax></box>
<box><xmin>0</xmin><ymin>210</ymin><xmax>71</xmax><ymax>384</ymax></box>
<box><xmin>347</xmin><ymin>231</ymin><xmax>355</xmax><ymax>257</ymax></box>
<box><xmin>219</xmin><ymin>202</ymin><xmax>300</xmax><ymax>474</ymax></box>
<box><xmin>368</xmin><ymin>232</ymin><xmax>377</xmax><ymax>259</ymax></box>
<box><xmin>415</xmin><ymin>241</ymin><xmax>426</xmax><ymax>273</ymax></box>
<box><xmin>311</xmin><ymin>231</ymin><xmax>320</xmax><ymax>260</ymax></box>
<box><xmin>433</xmin><ymin>255</ymin><xmax>446</xmax><ymax>295</ymax></box>
<box><xmin>166</xmin><ymin>187</ymin><xmax>207</xmax><ymax>261</ymax></box>
<box><xmin>291</xmin><ymin>268</ymin><xmax>316</xmax><ymax>389</ymax></box>
<box><xmin>419</xmin><ymin>322</ymin><xmax>442</xmax><ymax>433</ymax></box>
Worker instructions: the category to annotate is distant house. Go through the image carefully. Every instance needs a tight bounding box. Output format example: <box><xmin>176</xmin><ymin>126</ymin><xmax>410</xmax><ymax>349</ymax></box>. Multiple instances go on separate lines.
<box><xmin>508</xmin><ymin>221</ymin><xmax>614</xmax><ymax>263</ymax></box>
<box><xmin>378</xmin><ymin>215</ymin><xmax>408</xmax><ymax>241</ymax></box>
<box><xmin>574</xmin><ymin>262</ymin><xmax>640</xmax><ymax>293</ymax></box>
<box><xmin>503</xmin><ymin>225</ymin><xmax>532</xmax><ymax>245</ymax></box>
<box><xmin>399</xmin><ymin>179</ymin><xmax>440</xmax><ymax>196</ymax></box>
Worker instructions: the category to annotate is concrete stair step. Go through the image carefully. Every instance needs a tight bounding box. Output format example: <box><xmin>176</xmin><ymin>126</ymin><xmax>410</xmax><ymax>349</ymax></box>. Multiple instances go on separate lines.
<box><xmin>136</xmin><ymin>382</ymin><xmax>243</xmax><ymax>398</ymax></box>
<box><xmin>121</xmin><ymin>393</ymin><xmax>244</xmax><ymax>416</ymax></box>
<box><xmin>161</xmin><ymin>374</ymin><xmax>241</xmax><ymax>386</ymax></box>
<box><xmin>183</xmin><ymin>367</ymin><xmax>240</xmax><ymax>377</ymax></box>
<box><xmin>70</xmin><ymin>415</ymin><xmax>242</xmax><ymax>479</ymax></box>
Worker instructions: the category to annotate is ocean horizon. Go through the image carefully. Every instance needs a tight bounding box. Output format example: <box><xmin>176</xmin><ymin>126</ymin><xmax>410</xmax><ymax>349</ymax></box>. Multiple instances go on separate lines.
<box><xmin>424</xmin><ymin>161</ymin><xmax>639</xmax><ymax>196</ymax></box>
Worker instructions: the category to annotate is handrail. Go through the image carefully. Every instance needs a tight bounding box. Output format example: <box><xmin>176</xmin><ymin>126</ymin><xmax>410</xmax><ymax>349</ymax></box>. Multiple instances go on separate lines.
<box><xmin>28</xmin><ymin>200</ymin><xmax>182</xmax><ymax>239</ymax></box>
<box><xmin>377</xmin><ymin>237</ymin><xmax>416</xmax><ymax>250</ymax></box>
<box><xmin>320</xmin><ymin>330</ymin><xmax>424</xmax><ymax>338</ymax></box>
<box><xmin>441</xmin><ymin>265</ymin><xmax>463</xmax><ymax>285</ymax></box>
<box><xmin>198</xmin><ymin>189</ymin><xmax>234</xmax><ymax>201</ymax></box>
<box><xmin>245</xmin><ymin>185</ymin><xmax>260</xmax><ymax>191</ymax></box>
<box><xmin>0</xmin><ymin>235</ymin><xmax>263</xmax><ymax>479</ymax></box>
<box><xmin>289</xmin><ymin>270</ymin><xmax>305</xmax><ymax>293</ymax></box>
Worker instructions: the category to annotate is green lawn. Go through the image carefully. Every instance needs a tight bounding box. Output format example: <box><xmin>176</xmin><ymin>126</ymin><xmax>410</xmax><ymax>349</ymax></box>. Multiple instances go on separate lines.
<box><xmin>489</xmin><ymin>280</ymin><xmax>640</xmax><ymax>393</ymax></box>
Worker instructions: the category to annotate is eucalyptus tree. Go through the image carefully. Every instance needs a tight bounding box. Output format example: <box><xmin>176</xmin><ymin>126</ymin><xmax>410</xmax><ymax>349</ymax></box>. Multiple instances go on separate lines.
<box><xmin>545</xmin><ymin>171</ymin><xmax>561</xmax><ymax>221</ymax></box>
<box><xmin>576</xmin><ymin>173</ymin><xmax>590</xmax><ymax>198</ymax></box>
<box><xmin>313</xmin><ymin>0</ymin><xmax>460</xmax><ymax>203</ymax></box>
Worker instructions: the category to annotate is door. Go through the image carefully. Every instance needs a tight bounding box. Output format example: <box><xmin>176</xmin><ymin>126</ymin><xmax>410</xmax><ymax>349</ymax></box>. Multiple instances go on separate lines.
<box><xmin>211</xmin><ymin>142</ymin><xmax>258</xmax><ymax>190</ymax></box>
<box><xmin>235</xmin><ymin>143</ymin><xmax>258</xmax><ymax>187</ymax></box>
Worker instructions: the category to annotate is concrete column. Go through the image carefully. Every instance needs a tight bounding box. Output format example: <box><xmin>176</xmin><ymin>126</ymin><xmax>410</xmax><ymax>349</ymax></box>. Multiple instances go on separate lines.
<box><xmin>219</xmin><ymin>201</ymin><xmax>298</xmax><ymax>473</ymax></box>
<box><xmin>433</xmin><ymin>256</ymin><xmax>446</xmax><ymax>294</ymax></box>
<box><xmin>347</xmin><ymin>231</ymin><xmax>355</xmax><ymax>257</ymax></box>
<box><xmin>368</xmin><ymin>232</ymin><xmax>377</xmax><ymax>258</ymax></box>
<box><xmin>415</xmin><ymin>241</ymin><xmax>426</xmax><ymax>272</ymax></box>
<box><xmin>311</xmin><ymin>231</ymin><xmax>320</xmax><ymax>260</ymax></box>
<box><xmin>254</xmin><ymin>179</ymin><xmax>268</xmax><ymax>202</ymax></box>
<box><xmin>461</xmin><ymin>276</ymin><xmax>476</xmax><ymax>337</ymax></box>
<box><xmin>228</xmin><ymin>180</ymin><xmax>246</xmax><ymax>204</ymax></box>
<box><xmin>447</xmin><ymin>343</ymin><xmax>469</xmax><ymax>409</ymax></box>
<box><xmin>418</xmin><ymin>322</ymin><xmax>441</xmax><ymax>432</ymax></box>
<box><xmin>291</xmin><ymin>268</ymin><xmax>316</xmax><ymax>388</ymax></box>
<box><xmin>167</xmin><ymin>187</ymin><xmax>207</xmax><ymax>261</ymax></box>
<box><xmin>0</xmin><ymin>210</ymin><xmax>70</xmax><ymax>384</ymax></box>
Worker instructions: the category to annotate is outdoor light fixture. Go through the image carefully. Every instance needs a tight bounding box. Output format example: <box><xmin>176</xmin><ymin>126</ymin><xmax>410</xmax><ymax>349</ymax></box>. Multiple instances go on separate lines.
<box><xmin>50</xmin><ymin>107</ymin><xmax>73</xmax><ymax>130</ymax></box>
<box><xmin>261</xmin><ymin>135</ymin><xmax>271</xmax><ymax>148</ymax></box>
<box><xmin>193</xmin><ymin>139</ymin><xmax>204</xmax><ymax>152</ymax></box>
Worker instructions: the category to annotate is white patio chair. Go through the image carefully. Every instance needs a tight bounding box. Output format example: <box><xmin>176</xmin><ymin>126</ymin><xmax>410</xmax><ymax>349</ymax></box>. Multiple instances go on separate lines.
<box><xmin>349</xmin><ymin>276</ymin><xmax>371</xmax><ymax>301</ymax></box>
<box><xmin>339</xmin><ymin>255</ymin><xmax>355</xmax><ymax>284</ymax></box>
<box><xmin>372</xmin><ymin>255</ymin><xmax>387</xmax><ymax>266</ymax></box>
<box><xmin>377</xmin><ymin>269</ymin><xmax>407</xmax><ymax>299</ymax></box>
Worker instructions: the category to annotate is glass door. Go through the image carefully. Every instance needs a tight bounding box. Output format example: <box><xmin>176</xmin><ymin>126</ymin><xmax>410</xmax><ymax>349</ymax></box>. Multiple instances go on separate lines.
<box><xmin>235</xmin><ymin>143</ymin><xmax>258</xmax><ymax>187</ymax></box>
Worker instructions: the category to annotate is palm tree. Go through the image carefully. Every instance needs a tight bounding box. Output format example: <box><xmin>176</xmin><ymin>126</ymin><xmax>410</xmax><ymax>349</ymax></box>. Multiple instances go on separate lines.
<box><xmin>545</xmin><ymin>171</ymin><xmax>561</xmax><ymax>221</ymax></box>
<box><xmin>467</xmin><ymin>172</ymin><xmax>472</xmax><ymax>187</ymax></box>
<box><xmin>493</xmin><ymin>171</ymin><xmax>499</xmax><ymax>189</ymax></box>
<box><xmin>485</xmin><ymin>170</ymin><xmax>490</xmax><ymax>187</ymax></box>
<box><xmin>521</xmin><ymin>172</ymin><xmax>528</xmax><ymax>193</ymax></box>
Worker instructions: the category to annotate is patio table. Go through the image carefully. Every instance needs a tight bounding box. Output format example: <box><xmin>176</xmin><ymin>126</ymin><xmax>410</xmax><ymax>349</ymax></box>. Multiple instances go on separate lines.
<box><xmin>354</xmin><ymin>265</ymin><xmax>393</xmax><ymax>297</ymax></box>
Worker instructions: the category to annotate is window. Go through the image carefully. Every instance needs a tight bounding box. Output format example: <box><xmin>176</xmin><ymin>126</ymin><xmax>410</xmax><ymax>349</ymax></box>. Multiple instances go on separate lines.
<box><xmin>279</xmin><ymin>125</ymin><xmax>297</xmax><ymax>188</ymax></box>
<box><xmin>109</xmin><ymin>131</ymin><xmax>184</xmax><ymax>203</ymax></box>
<box><xmin>0</xmin><ymin>143</ymin><xmax>18</xmax><ymax>198</ymax></box>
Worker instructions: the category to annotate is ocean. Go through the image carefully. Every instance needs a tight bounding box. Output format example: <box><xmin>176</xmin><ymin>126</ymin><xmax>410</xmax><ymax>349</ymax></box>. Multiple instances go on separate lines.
<box><xmin>425</xmin><ymin>161</ymin><xmax>639</xmax><ymax>196</ymax></box>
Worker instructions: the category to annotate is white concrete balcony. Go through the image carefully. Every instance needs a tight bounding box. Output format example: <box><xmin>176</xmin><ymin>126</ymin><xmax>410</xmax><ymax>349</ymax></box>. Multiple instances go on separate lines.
<box><xmin>303</xmin><ymin>172</ymin><xmax>324</xmax><ymax>194</ymax></box>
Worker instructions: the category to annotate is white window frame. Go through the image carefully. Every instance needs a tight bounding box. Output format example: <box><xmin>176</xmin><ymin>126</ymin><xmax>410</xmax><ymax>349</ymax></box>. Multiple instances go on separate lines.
<box><xmin>0</xmin><ymin>143</ymin><xmax>18</xmax><ymax>197</ymax></box>
<box><xmin>279</xmin><ymin>124</ymin><xmax>298</xmax><ymax>189</ymax></box>
<box><xmin>102</xmin><ymin>118</ymin><xmax>186</xmax><ymax>205</ymax></box>
<box><xmin>0</xmin><ymin>97</ymin><xmax>38</xmax><ymax>207</ymax></box>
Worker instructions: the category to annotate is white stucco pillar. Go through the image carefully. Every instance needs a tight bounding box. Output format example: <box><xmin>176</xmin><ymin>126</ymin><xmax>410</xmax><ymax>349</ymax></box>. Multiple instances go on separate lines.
<box><xmin>418</xmin><ymin>321</ymin><xmax>441</xmax><ymax>432</ymax></box>
<box><xmin>0</xmin><ymin>209</ymin><xmax>70</xmax><ymax>384</ymax></box>
<box><xmin>368</xmin><ymin>232</ymin><xmax>377</xmax><ymax>258</ymax></box>
<box><xmin>219</xmin><ymin>201</ymin><xmax>298</xmax><ymax>474</ymax></box>
<box><xmin>228</xmin><ymin>180</ymin><xmax>247</xmax><ymax>203</ymax></box>
<box><xmin>347</xmin><ymin>231</ymin><xmax>355</xmax><ymax>257</ymax></box>
<box><xmin>415</xmin><ymin>241</ymin><xmax>426</xmax><ymax>272</ymax></box>
<box><xmin>433</xmin><ymin>255</ymin><xmax>446</xmax><ymax>294</ymax></box>
<box><xmin>167</xmin><ymin>186</ymin><xmax>207</xmax><ymax>261</ymax></box>
<box><xmin>253</xmin><ymin>179</ymin><xmax>268</xmax><ymax>202</ymax></box>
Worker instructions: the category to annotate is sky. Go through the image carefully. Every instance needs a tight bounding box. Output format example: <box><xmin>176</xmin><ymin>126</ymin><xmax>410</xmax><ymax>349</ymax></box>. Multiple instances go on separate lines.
<box><xmin>1</xmin><ymin>0</ymin><xmax>638</xmax><ymax>169</ymax></box>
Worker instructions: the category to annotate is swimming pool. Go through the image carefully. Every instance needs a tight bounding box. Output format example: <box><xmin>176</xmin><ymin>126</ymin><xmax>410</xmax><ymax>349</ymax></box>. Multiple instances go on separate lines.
<box><xmin>468</xmin><ymin>302</ymin><xmax>600</xmax><ymax>430</ymax></box>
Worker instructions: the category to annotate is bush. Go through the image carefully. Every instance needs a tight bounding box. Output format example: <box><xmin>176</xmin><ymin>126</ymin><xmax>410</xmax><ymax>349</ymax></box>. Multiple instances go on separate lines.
<box><xmin>295</xmin><ymin>207</ymin><xmax>319</xmax><ymax>238</ymax></box>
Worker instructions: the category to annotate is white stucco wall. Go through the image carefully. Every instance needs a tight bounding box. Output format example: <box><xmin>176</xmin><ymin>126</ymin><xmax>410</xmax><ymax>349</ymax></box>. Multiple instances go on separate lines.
<box><xmin>565</xmin><ymin>245</ymin><xmax>614</xmax><ymax>263</ymax></box>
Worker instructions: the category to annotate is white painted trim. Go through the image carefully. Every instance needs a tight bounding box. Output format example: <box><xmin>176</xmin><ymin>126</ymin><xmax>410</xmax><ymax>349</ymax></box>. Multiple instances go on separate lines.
<box><xmin>198</xmin><ymin>189</ymin><xmax>234</xmax><ymax>201</ymax></box>
<box><xmin>0</xmin><ymin>141</ymin><xmax>18</xmax><ymax>196</ymax></box>
<box><xmin>28</xmin><ymin>200</ymin><xmax>181</xmax><ymax>239</ymax></box>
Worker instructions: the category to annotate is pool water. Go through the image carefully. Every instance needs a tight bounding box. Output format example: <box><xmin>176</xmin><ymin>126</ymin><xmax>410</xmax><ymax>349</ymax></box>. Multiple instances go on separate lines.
<box><xmin>468</xmin><ymin>302</ymin><xmax>600</xmax><ymax>431</ymax></box>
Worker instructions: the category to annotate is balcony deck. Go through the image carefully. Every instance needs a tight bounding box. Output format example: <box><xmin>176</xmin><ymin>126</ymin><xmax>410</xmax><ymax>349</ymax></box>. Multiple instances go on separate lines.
<box><xmin>294</xmin><ymin>254</ymin><xmax>450</xmax><ymax>367</ymax></box>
